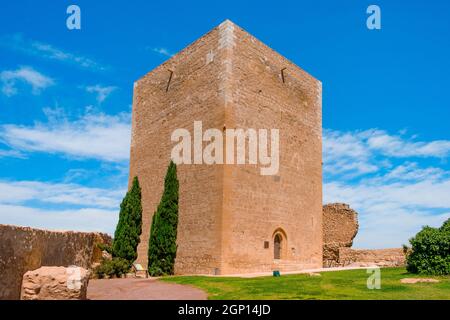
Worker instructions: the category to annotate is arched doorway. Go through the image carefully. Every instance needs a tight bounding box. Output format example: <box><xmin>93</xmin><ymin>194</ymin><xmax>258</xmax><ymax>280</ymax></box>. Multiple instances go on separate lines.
<box><xmin>272</xmin><ymin>228</ymin><xmax>287</xmax><ymax>260</ymax></box>
<box><xmin>274</xmin><ymin>233</ymin><xmax>282</xmax><ymax>259</ymax></box>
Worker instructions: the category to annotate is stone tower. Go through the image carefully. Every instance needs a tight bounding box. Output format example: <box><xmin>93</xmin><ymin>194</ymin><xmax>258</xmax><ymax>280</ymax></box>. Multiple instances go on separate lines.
<box><xmin>129</xmin><ymin>20</ymin><xmax>322</xmax><ymax>275</ymax></box>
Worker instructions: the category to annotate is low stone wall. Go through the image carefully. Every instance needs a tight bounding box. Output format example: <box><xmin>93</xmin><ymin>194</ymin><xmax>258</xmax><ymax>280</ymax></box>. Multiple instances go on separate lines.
<box><xmin>338</xmin><ymin>248</ymin><xmax>406</xmax><ymax>267</ymax></box>
<box><xmin>0</xmin><ymin>224</ymin><xmax>111</xmax><ymax>300</ymax></box>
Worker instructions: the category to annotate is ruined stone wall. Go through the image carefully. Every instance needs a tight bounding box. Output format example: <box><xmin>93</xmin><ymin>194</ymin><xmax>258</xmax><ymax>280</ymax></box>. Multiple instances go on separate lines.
<box><xmin>0</xmin><ymin>224</ymin><xmax>111</xmax><ymax>300</ymax></box>
<box><xmin>338</xmin><ymin>248</ymin><xmax>406</xmax><ymax>267</ymax></box>
<box><xmin>322</xmin><ymin>204</ymin><xmax>406</xmax><ymax>267</ymax></box>
<box><xmin>322</xmin><ymin>203</ymin><xmax>358</xmax><ymax>266</ymax></box>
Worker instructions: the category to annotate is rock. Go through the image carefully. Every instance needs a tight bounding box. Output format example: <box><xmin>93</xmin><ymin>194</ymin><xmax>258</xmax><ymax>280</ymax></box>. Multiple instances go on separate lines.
<box><xmin>21</xmin><ymin>266</ymin><xmax>90</xmax><ymax>300</ymax></box>
<box><xmin>308</xmin><ymin>272</ymin><xmax>321</xmax><ymax>277</ymax></box>
<box><xmin>101</xmin><ymin>250</ymin><xmax>112</xmax><ymax>261</ymax></box>
<box><xmin>400</xmin><ymin>278</ymin><xmax>440</xmax><ymax>284</ymax></box>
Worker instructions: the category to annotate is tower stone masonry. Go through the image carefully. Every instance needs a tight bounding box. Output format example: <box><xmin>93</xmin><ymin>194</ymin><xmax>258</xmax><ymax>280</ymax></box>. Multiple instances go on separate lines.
<box><xmin>129</xmin><ymin>20</ymin><xmax>323</xmax><ymax>274</ymax></box>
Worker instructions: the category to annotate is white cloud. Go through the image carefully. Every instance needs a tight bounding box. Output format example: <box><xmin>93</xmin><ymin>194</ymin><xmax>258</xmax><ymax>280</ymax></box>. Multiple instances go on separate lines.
<box><xmin>0</xmin><ymin>149</ymin><xmax>26</xmax><ymax>158</ymax></box>
<box><xmin>85</xmin><ymin>84</ymin><xmax>117</xmax><ymax>103</ymax></box>
<box><xmin>0</xmin><ymin>204</ymin><xmax>117</xmax><ymax>234</ymax></box>
<box><xmin>151</xmin><ymin>47</ymin><xmax>173</xmax><ymax>57</ymax></box>
<box><xmin>0</xmin><ymin>109</ymin><xmax>131</xmax><ymax>162</ymax></box>
<box><xmin>0</xmin><ymin>180</ymin><xmax>125</xmax><ymax>209</ymax></box>
<box><xmin>0</xmin><ymin>178</ymin><xmax>126</xmax><ymax>234</ymax></box>
<box><xmin>323</xmin><ymin>129</ymin><xmax>450</xmax><ymax>178</ymax></box>
<box><xmin>366</xmin><ymin>130</ymin><xmax>450</xmax><ymax>158</ymax></box>
<box><xmin>0</xmin><ymin>66</ymin><xmax>54</xmax><ymax>96</ymax></box>
<box><xmin>325</xmin><ymin>178</ymin><xmax>450</xmax><ymax>248</ymax></box>
<box><xmin>0</xmin><ymin>34</ymin><xmax>107</xmax><ymax>71</ymax></box>
<box><xmin>324</xmin><ymin>128</ymin><xmax>450</xmax><ymax>248</ymax></box>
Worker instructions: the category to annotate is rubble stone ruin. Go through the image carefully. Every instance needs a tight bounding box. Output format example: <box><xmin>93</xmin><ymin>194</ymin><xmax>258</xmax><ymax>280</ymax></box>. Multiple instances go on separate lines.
<box><xmin>322</xmin><ymin>203</ymin><xmax>359</xmax><ymax>267</ymax></box>
<box><xmin>322</xmin><ymin>203</ymin><xmax>405</xmax><ymax>267</ymax></box>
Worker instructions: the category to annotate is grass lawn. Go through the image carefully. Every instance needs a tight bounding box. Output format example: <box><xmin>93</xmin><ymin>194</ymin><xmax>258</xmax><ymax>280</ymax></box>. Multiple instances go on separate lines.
<box><xmin>161</xmin><ymin>267</ymin><xmax>450</xmax><ymax>300</ymax></box>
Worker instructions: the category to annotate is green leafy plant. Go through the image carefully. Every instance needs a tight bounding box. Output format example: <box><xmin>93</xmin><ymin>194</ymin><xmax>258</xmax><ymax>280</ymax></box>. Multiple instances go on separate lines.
<box><xmin>97</xmin><ymin>242</ymin><xmax>112</xmax><ymax>254</ymax></box>
<box><xmin>148</xmin><ymin>161</ymin><xmax>179</xmax><ymax>276</ymax></box>
<box><xmin>94</xmin><ymin>257</ymin><xmax>131</xmax><ymax>279</ymax></box>
<box><xmin>406</xmin><ymin>218</ymin><xmax>450</xmax><ymax>275</ymax></box>
<box><xmin>112</xmin><ymin>176</ymin><xmax>143</xmax><ymax>263</ymax></box>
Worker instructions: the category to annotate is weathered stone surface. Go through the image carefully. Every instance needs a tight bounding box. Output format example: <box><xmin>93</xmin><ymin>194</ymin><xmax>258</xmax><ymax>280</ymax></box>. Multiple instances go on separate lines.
<box><xmin>307</xmin><ymin>272</ymin><xmax>321</xmax><ymax>277</ymax></box>
<box><xmin>0</xmin><ymin>224</ymin><xmax>111</xmax><ymax>300</ymax></box>
<box><xmin>101</xmin><ymin>250</ymin><xmax>112</xmax><ymax>261</ymax></box>
<box><xmin>400</xmin><ymin>278</ymin><xmax>439</xmax><ymax>284</ymax></box>
<box><xmin>21</xmin><ymin>266</ymin><xmax>90</xmax><ymax>300</ymax></box>
<box><xmin>339</xmin><ymin>248</ymin><xmax>406</xmax><ymax>267</ymax></box>
<box><xmin>130</xmin><ymin>19</ymin><xmax>322</xmax><ymax>274</ymax></box>
<box><xmin>322</xmin><ymin>204</ymin><xmax>405</xmax><ymax>267</ymax></box>
<box><xmin>322</xmin><ymin>203</ymin><xmax>358</xmax><ymax>266</ymax></box>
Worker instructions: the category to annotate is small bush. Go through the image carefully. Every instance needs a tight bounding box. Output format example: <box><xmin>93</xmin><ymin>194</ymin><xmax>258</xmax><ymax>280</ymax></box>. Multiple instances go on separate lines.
<box><xmin>406</xmin><ymin>218</ymin><xmax>450</xmax><ymax>275</ymax></box>
<box><xmin>97</xmin><ymin>242</ymin><xmax>112</xmax><ymax>254</ymax></box>
<box><xmin>94</xmin><ymin>257</ymin><xmax>131</xmax><ymax>279</ymax></box>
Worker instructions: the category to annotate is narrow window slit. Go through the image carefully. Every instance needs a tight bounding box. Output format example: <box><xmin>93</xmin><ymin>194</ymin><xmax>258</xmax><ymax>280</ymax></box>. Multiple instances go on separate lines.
<box><xmin>280</xmin><ymin>68</ymin><xmax>286</xmax><ymax>83</ymax></box>
<box><xmin>166</xmin><ymin>70</ymin><xmax>173</xmax><ymax>92</ymax></box>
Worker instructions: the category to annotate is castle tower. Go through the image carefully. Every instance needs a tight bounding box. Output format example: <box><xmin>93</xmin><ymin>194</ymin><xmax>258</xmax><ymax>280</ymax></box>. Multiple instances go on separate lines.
<box><xmin>129</xmin><ymin>20</ymin><xmax>322</xmax><ymax>274</ymax></box>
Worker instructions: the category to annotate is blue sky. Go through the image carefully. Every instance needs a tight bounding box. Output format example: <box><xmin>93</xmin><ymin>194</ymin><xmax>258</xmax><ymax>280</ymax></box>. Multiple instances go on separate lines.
<box><xmin>0</xmin><ymin>0</ymin><xmax>449</xmax><ymax>248</ymax></box>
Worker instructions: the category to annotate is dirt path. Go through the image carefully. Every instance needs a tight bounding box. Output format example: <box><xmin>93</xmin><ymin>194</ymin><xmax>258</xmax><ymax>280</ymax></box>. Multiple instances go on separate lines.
<box><xmin>87</xmin><ymin>278</ymin><xmax>207</xmax><ymax>300</ymax></box>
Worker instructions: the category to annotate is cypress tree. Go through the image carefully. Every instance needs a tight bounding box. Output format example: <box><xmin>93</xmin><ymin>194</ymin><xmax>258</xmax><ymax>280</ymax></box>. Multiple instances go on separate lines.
<box><xmin>148</xmin><ymin>161</ymin><xmax>179</xmax><ymax>276</ymax></box>
<box><xmin>112</xmin><ymin>176</ymin><xmax>143</xmax><ymax>263</ymax></box>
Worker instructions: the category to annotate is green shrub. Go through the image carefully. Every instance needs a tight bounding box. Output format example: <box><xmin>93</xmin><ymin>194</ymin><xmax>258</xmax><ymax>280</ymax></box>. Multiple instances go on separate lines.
<box><xmin>97</xmin><ymin>242</ymin><xmax>112</xmax><ymax>254</ymax></box>
<box><xmin>148</xmin><ymin>161</ymin><xmax>179</xmax><ymax>276</ymax></box>
<box><xmin>94</xmin><ymin>257</ymin><xmax>131</xmax><ymax>279</ymax></box>
<box><xmin>112</xmin><ymin>176</ymin><xmax>143</xmax><ymax>263</ymax></box>
<box><xmin>406</xmin><ymin>218</ymin><xmax>450</xmax><ymax>275</ymax></box>
<box><xmin>441</xmin><ymin>219</ymin><xmax>450</xmax><ymax>233</ymax></box>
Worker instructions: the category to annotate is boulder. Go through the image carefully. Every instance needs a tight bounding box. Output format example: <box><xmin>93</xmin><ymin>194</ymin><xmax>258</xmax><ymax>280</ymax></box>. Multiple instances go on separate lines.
<box><xmin>20</xmin><ymin>266</ymin><xmax>90</xmax><ymax>300</ymax></box>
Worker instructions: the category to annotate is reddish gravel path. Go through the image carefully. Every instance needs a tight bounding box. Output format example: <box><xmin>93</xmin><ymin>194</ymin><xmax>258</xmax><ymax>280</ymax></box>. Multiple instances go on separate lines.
<box><xmin>87</xmin><ymin>278</ymin><xmax>207</xmax><ymax>300</ymax></box>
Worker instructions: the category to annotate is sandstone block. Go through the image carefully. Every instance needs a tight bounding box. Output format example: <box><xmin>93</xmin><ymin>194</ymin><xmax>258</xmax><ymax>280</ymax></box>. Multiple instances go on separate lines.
<box><xmin>20</xmin><ymin>266</ymin><xmax>90</xmax><ymax>300</ymax></box>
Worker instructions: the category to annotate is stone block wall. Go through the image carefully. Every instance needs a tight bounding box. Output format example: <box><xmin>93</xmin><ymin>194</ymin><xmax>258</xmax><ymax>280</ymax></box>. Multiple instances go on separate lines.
<box><xmin>338</xmin><ymin>248</ymin><xmax>406</xmax><ymax>267</ymax></box>
<box><xmin>221</xmin><ymin>20</ymin><xmax>323</xmax><ymax>273</ymax></box>
<box><xmin>0</xmin><ymin>224</ymin><xmax>111</xmax><ymax>300</ymax></box>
